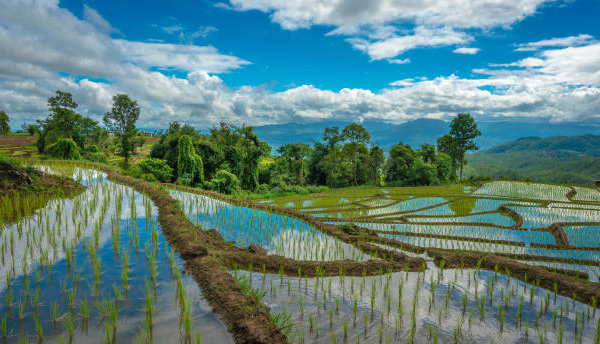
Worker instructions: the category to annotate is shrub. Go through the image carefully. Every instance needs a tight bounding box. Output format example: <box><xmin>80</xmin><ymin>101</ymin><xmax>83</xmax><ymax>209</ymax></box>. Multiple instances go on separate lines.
<box><xmin>208</xmin><ymin>169</ymin><xmax>240</xmax><ymax>194</ymax></box>
<box><xmin>86</xmin><ymin>144</ymin><xmax>99</xmax><ymax>153</ymax></box>
<box><xmin>48</xmin><ymin>138</ymin><xmax>80</xmax><ymax>160</ymax></box>
<box><xmin>338</xmin><ymin>224</ymin><xmax>360</xmax><ymax>234</ymax></box>
<box><xmin>136</xmin><ymin>158</ymin><xmax>173</xmax><ymax>183</ymax></box>
<box><xmin>176</xmin><ymin>135</ymin><xmax>204</xmax><ymax>186</ymax></box>
<box><xmin>88</xmin><ymin>152</ymin><xmax>108</xmax><ymax>163</ymax></box>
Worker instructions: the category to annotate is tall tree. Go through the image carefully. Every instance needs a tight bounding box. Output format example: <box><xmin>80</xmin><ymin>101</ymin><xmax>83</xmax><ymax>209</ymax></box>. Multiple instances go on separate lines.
<box><xmin>385</xmin><ymin>143</ymin><xmax>418</xmax><ymax>183</ymax></box>
<box><xmin>419</xmin><ymin>144</ymin><xmax>436</xmax><ymax>163</ymax></box>
<box><xmin>366</xmin><ymin>145</ymin><xmax>385</xmax><ymax>185</ymax></box>
<box><xmin>341</xmin><ymin>122</ymin><xmax>370</xmax><ymax>144</ymax></box>
<box><xmin>277</xmin><ymin>142</ymin><xmax>311</xmax><ymax>185</ymax></box>
<box><xmin>103</xmin><ymin>94</ymin><xmax>140</xmax><ymax>168</ymax></box>
<box><xmin>36</xmin><ymin>91</ymin><xmax>86</xmax><ymax>152</ymax></box>
<box><xmin>436</xmin><ymin>134</ymin><xmax>459</xmax><ymax>180</ymax></box>
<box><xmin>0</xmin><ymin>110</ymin><xmax>9</xmax><ymax>135</ymax></box>
<box><xmin>342</xmin><ymin>123</ymin><xmax>370</xmax><ymax>186</ymax></box>
<box><xmin>449</xmin><ymin>113</ymin><xmax>481</xmax><ymax>180</ymax></box>
<box><xmin>323</xmin><ymin>126</ymin><xmax>344</xmax><ymax>149</ymax></box>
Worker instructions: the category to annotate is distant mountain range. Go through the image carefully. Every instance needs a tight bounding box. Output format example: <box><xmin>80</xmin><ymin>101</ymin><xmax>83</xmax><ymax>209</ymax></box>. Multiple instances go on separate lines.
<box><xmin>251</xmin><ymin>118</ymin><xmax>600</xmax><ymax>151</ymax></box>
<box><xmin>466</xmin><ymin>134</ymin><xmax>600</xmax><ymax>185</ymax></box>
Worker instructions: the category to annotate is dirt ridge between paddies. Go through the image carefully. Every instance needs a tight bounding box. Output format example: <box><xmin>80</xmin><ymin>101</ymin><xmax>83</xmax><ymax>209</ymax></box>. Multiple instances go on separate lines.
<box><xmin>168</xmin><ymin>182</ymin><xmax>600</xmax><ymax>311</ymax></box>
<box><xmin>34</xmin><ymin>161</ymin><xmax>287</xmax><ymax>344</ymax></box>
<box><xmin>166</xmin><ymin>183</ymin><xmax>426</xmax><ymax>271</ymax></box>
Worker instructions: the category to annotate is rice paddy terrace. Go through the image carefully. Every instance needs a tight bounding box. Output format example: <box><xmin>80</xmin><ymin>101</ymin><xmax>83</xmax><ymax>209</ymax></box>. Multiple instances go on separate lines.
<box><xmin>2</xmin><ymin>162</ymin><xmax>600</xmax><ymax>343</ymax></box>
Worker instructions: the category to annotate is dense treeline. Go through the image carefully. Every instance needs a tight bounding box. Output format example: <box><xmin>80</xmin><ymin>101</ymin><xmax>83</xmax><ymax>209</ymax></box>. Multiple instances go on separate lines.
<box><xmin>143</xmin><ymin>114</ymin><xmax>480</xmax><ymax>195</ymax></box>
<box><xmin>9</xmin><ymin>89</ymin><xmax>482</xmax><ymax>195</ymax></box>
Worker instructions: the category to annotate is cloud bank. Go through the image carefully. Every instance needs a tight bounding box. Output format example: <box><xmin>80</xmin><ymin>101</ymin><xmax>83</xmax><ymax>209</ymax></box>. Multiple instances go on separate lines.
<box><xmin>0</xmin><ymin>0</ymin><xmax>599</xmax><ymax>130</ymax></box>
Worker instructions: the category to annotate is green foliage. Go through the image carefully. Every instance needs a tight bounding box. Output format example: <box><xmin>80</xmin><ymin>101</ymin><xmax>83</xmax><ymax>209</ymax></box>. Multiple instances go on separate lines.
<box><xmin>135</xmin><ymin>158</ymin><xmax>173</xmax><ymax>183</ymax></box>
<box><xmin>0</xmin><ymin>110</ymin><xmax>10</xmax><ymax>135</ymax></box>
<box><xmin>177</xmin><ymin>135</ymin><xmax>204</xmax><ymax>186</ymax></box>
<box><xmin>47</xmin><ymin>138</ymin><xmax>81</xmax><ymax>160</ymax></box>
<box><xmin>449</xmin><ymin>113</ymin><xmax>481</xmax><ymax>179</ymax></box>
<box><xmin>338</xmin><ymin>224</ymin><xmax>360</xmax><ymax>234</ymax></box>
<box><xmin>103</xmin><ymin>94</ymin><xmax>140</xmax><ymax>167</ymax></box>
<box><xmin>88</xmin><ymin>152</ymin><xmax>108</xmax><ymax>163</ymax></box>
<box><xmin>207</xmin><ymin>169</ymin><xmax>240</xmax><ymax>194</ymax></box>
<box><xmin>36</xmin><ymin>91</ymin><xmax>97</xmax><ymax>153</ymax></box>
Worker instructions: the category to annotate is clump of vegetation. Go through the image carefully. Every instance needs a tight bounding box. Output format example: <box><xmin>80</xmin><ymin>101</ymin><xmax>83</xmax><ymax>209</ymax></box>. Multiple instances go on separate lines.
<box><xmin>207</xmin><ymin>169</ymin><xmax>240</xmax><ymax>194</ymax></box>
<box><xmin>47</xmin><ymin>138</ymin><xmax>81</xmax><ymax>160</ymax></box>
<box><xmin>177</xmin><ymin>135</ymin><xmax>204</xmax><ymax>186</ymax></box>
<box><xmin>130</xmin><ymin>158</ymin><xmax>173</xmax><ymax>182</ymax></box>
<box><xmin>338</xmin><ymin>224</ymin><xmax>360</xmax><ymax>235</ymax></box>
<box><xmin>0</xmin><ymin>110</ymin><xmax>10</xmax><ymax>135</ymax></box>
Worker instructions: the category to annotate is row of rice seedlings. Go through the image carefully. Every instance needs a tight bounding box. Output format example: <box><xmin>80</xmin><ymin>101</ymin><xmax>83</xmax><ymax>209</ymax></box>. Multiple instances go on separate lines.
<box><xmin>379</xmin><ymin>233</ymin><xmax>600</xmax><ymax>263</ymax></box>
<box><xmin>234</xmin><ymin>258</ymin><xmax>600</xmax><ymax>343</ymax></box>
<box><xmin>474</xmin><ymin>181</ymin><xmax>572</xmax><ymax>202</ymax></box>
<box><xmin>563</xmin><ymin>225</ymin><xmax>600</xmax><ymax>248</ymax></box>
<box><xmin>405</xmin><ymin>212</ymin><xmax>516</xmax><ymax>227</ymax></box>
<box><xmin>170</xmin><ymin>190</ymin><xmax>370</xmax><ymax>262</ymax></box>
<box><xmin>511</xmin><ymin>205</ymin><xmax>600</xmax><ymax>228</ymax></box>
<box><xmin>356</xmin><ymin>222</ymin><xmax>557</xmax><ymax>246</ymax></box>
<box><xmin>571</xmin><ymin>186</ymin><xmax>600</xmax><ymax>202</ymax></box>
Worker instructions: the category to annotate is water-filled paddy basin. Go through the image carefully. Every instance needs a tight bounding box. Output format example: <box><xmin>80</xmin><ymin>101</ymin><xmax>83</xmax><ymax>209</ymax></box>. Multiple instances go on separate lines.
<box><xmin>0</xmin><ymin>167</ymin><xmax>232</xmax><ymax>343</ymax></box>
<box><xmin>232</xmin><ymin>265</ymin><xmax>600</xmax><ymax>343</ymax></box>
<box><xmin>170</xmin><ymin>190</ymin><xmax>371</xmax><ymax>262</ymax></box>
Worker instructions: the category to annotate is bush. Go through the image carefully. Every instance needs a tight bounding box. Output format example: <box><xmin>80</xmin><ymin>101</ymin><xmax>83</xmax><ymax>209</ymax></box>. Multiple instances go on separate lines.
<box><xmin>86</xmin><ymin>144</ymin><xmax>99</xmax><ymax>153</ymax></box>
<box><xmin>338</xmin><ymin>224</ymin><xmax>360</xmax><ymax>234</ymax></box>
<box><xmin>177</xmin><ymin>135</ymin><xmax>204</xmax><ymax>186</ymax></box>
<box><xmin>88</xmin><ymin>152</ymin><xmax>108</xmax><ymax>163</ymax></box>
<box><xmin>48</xmin><ymin>138</ymin><xmax>80</xmax><ymax>160</ymax></box>
<box><xmin>208</xmin><ymin>169</ymin><xmax>240</xmax><ymax>194</ymax></box>
<box><xmin>135</xmin><ymin>158</ymin><xmax>173</xmax><ymax>183</ymax></box>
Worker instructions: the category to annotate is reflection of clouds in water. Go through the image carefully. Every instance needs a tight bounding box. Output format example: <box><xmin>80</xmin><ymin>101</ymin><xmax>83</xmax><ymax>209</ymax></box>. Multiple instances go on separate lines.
<box><xmin>0</xmin><ymin>168</ymin><xmax>149</xmax><ymax>292</ymax></box>
<box><xmin>171</xmin><ymin>189</ymin><xmax>370</xmax><ymax>262</ymax></box>
<box><xmin>246</xmin><ymin>267</ymin><xmax>598</xmax><ymax>343</ymax></box>
<box><xmin>511</xmin><ymin>205</ymin><xmax>600</xmax><ymax>228</ymax></box>
<box><xmin>268</xmin><ymin>227</ymin><xmax>370</xmax><ymax>262</ymax></box>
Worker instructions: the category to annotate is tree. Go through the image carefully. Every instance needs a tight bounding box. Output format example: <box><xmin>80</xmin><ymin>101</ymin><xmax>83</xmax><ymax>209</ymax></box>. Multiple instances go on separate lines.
<box><xmin>0</xmin><ymin>110</ymin><xmax>9</xmax><ymax>135</ymax></box>
<box><xmin>341</xmin><ymin>123</ymin><xmax>370</xmax><ymax>185</ymax></box>
<box><xmin>449</xmin><ymin>113</ymin><xmax>481</xmax><ymax>180</ymax></box>
<box><xmin>277</xmin><ymin>142</ymin><xmax>311</xmax><ymax>185</ymax></box>
<box><xmin>103</xmin><ymin>94</ymin><xmax>140</xmax><ymax>168</ymax></box>
<box><xmin>342</xmin><ymin>122</ymin><xmax>370</xmax><ymax>144</ymax></box>
<box><xmin>385</xmin><ymin>143</ymin><xmax>418</xmax><ymax>183</ymax></box>
<box><xmin>436</xmin><ymin>134</ymin><xmax>459</xmax><ymax>181</ymax></box>
<box><xmin>366</xmin><ymin>145</ymin><xmax>385</xmax><ymax>185</ymax></box>
<box><xmin>37</xmin><ymin>91</ymin><xmax>87</xmax><ymax>152</ymax></box>
<box><xmin>419</xmin><ymin>144</ymin><xmax>436</xmax><ymax>163</ymax></box>
<box><xmin>433</xmin><ymin>152</ymin><xmax>453</xmax><ymax>182</ymax></box>
<box><xmin>177</xmin><ymin>135</ymin><xmax>204</xmax><ymax>186</ymax></box>
<box><xmin>323</xmin><ymin>126</ymin><xmax>344</xmax><ymax>149</ymax></box>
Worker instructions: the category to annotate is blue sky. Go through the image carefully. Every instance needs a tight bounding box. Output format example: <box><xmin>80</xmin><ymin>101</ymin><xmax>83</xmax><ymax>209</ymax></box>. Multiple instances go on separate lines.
<box><xmin>1</xmin><ymin>0</ymin><xmax>599</xmax><ymax>128</ymax></box>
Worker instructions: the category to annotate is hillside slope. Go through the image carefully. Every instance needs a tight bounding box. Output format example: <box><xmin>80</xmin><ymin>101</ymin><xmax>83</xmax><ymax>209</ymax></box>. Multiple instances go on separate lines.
<box><xmin>466</xmin><ymin>134</ymin><xmax>600</xmax><ymax>185</ymax></box>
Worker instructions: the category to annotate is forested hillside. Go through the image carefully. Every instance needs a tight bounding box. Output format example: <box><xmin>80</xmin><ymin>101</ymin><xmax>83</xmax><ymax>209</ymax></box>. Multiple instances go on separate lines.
<box><xmin>466</xmin><ymin>134</ymin><xmax>600</xmax><ymax>184</ymax></box>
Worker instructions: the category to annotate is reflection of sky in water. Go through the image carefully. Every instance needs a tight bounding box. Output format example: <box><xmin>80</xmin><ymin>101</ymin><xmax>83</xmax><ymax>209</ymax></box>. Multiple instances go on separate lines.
<box><xmin>170</xmin><ymin>190</ymin><xmax>371</xmax><ymax>262</ymax></box>
<box><xmin>475</xmin><ymin>181</ymin><xmax>571</xmax><ymax>202</ymax></box>
<box><xmin>407</xmin><ymin>212</ymin><xmax>515</xmax><ymax>227</ymax></box>
<box><xmin>0</xmin><ymin>167</ymin><xmax>232</xmax><ymax>343</ymax></box>
<box><xmin>358</xmin><ymin>223</ymin><xmax>555</xmax><ymax>246</ymax></box>
<box><xmin>378</xmin><ymin>234</ymin><xmax>600</xmax><ymax>261</ymax></box>
<box><xmin>518</xmin><ymin>260</ymin><xmax>600</xmax><ymax>283</ymax></box>
<box><xmin>235</xmin><ymin>265</ymin><xmax>598</xmax><ymax>343</ymax></box>
<box><xmin>563</xmin><ymin>225</ymin><xmax>600</xmax><ymax>248</ymax></box>
<box><xmin>509</xmin><ymin>206</ymin><xmax>600</xmax><ymax>228</ymax></box>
